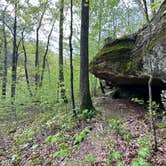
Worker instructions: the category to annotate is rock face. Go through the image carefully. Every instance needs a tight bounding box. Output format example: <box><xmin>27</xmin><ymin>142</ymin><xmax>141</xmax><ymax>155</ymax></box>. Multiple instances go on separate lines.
<box><xmin>90</xmin><ymin>1</ymin><xmax>166</xmax><ymax>101</ymax></box>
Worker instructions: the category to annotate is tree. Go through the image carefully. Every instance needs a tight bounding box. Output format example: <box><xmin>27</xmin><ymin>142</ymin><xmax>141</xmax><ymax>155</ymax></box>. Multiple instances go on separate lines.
<box><xmin>40</xmin><ymin>21</ymin><xmax>55</xmax><ymax>87</ymax></box>
<box><xmin>35</xmin><ymin>2</ymin><xmax>47</xmax><ymax>90</ymax></box>
<box><xmin>80</xmin><ymin>0</ymin><xmax>94</xmax><ymax>111</ymax></box>
<box><xmin>58</xmin><ymin>0</ymin><xmax>67</xmax><ymax>103</ymax></box>
<box><xmin>69</xmin><ymin>0</ymin><xmax>76</xmax><ymax>116</ymax></box>
<box><xmin>21</xmin><ymin>31</ymin><xmax>33</xmax><ymax>97</ymax></box>
<box><xmin>142</xmin><ymin>0</ymin><xmax>158</xmax><ymax>152</ymax></box>
<box><xmin>1</xmin><ymin>7</ymin><xmax>8</xmax><ymax>98</ymax></box>
<box><xmin>11</xmin><ymin>2</ymin><xmax>17</xmax><ymax>99</ymax></box>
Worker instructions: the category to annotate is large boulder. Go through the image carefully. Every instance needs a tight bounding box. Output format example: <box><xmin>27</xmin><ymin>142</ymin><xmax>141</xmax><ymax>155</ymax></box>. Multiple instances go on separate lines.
<box><xmin>90</xmin><ymin>1</ymin><xmax>166</xmax><ymax>101</ymax></box>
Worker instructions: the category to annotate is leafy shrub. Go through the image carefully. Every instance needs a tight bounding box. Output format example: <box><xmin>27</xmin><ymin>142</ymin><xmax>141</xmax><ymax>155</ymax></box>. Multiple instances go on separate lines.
<box><xmin>45</xmin><ymin>132</ymin><xmax>62</xmax><ymax>144</ymax></box>
<box><xmin>86</xmin><ymin>154</ymin><xmax>96</xmax><ymax>165</ymax></box>
<box><xmin>131</xmin><ymin>98</ymin><xmax>144</xmax><ymax>105</ymax></box>
<box><xmin>109</xmin><ymin>119</ymin><xmax>123</xmax><ymax>131</ymax></box>
<box><xmin>116</xmin><ymin>161</ymin><xmax>125</xmax><ymax>166</ymax></box>
<box><xmin>123</xmin><ymin>132</ymin><xmax>132</xmax><ymax>142</ymax></box>
<box><xmin>138</xmin><ymin>147</ymin><xmax>150</xmax><ymax>159</ymax></box>
<box><xmin>131</xmin><ymin>157</ymin><xmax>151</xmax><ymax>166</ymax></box>
<box><xmin>136</xmin><ymin>137</ymin><xmax>151</xmax><ymax>147</ymax></box>
<box><xmin>81</xmin><ymin>109</ymin><xmax>96</xmax><ymax>119</ymax></box>
<box><xmin>107</xmin><ymin>151</ymin><xmax>122</xmax><ymax>161</ymax></box>
<box><xmin>53</xmin><ymin>143</ymin><xmax>70</xmax><ymax>158</ymax></box>
<box><xmin>73</xmin><ymin>128</ymin><xmax>90</xmax><ymax>145</ymax></box>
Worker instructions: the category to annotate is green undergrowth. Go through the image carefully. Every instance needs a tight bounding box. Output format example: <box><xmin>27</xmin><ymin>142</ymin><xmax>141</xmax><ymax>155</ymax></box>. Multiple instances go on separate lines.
<box><xmin>1</xmin><ymin>101</ymin><xmax>161</xmax><ymax>165</ymax></box>
<box><xmin>5</xmin><ymin>103</ymin><xmax>95</xmax><ymax>165</ymax></box>
<box><xmin>105</xmin><ymin>116</ymin><xmax>153</xmax><ymax>166</ymax></box>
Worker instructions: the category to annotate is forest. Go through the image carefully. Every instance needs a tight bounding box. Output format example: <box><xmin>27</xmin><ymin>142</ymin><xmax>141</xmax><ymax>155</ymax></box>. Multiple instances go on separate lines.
<box><xmin>0</xmin><ymin>0</ymin><xmax>166</xmax><ymax>165</ymax></box>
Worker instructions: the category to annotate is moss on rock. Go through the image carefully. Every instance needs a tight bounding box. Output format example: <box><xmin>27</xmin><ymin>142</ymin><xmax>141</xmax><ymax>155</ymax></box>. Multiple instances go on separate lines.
<box><xmin>90</xmin><ymin>1</ymin><xmax>166</xmax><ymax>88</ymax></box>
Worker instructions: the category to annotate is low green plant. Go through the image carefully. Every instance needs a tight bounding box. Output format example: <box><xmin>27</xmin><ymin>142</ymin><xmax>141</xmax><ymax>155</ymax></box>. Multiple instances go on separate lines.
<box><xmin>14</xmin><ymin>128</ymin><xmax>35</xmax><ymax>145</ymax></box>
<box><xmin>119</xmin><ymin>127</ymin><xmax>127</xmax><ymax>135</ymax></box>
<box><xmin>108</xmin><ymin>118</ymin><xmax>132</xmax><ymax>142</ymax></box>
<box><xmin>123</xmin><ymin>132</ymin><xmax>132</xmax><ymax>142</ymax></box>
<box><xmin>131</xmin><ymin>157</ymin><xmax>151</xmax><ymax>166</ymax></box>
<box><xmin>131</xmin><ymin>98</ymin><xmax>144</xmax><ymax>105</ymax></box>
<box><xmin>45</xmin><ymin>132</ymin><xmax>63</xmax><ymax>144</ymax></box>
<box><xmin>116</xmin><ymin>161</ymin><xmax>125</xmax><ymax>166</ymax></box>
<box><xmin>151</xmin><ymin>101</ymin><xmax>159</xmax><ymax>112</ymax></box>
<box><xmin>86</xmin><ymin>154</ymin><xmax>96</xmax><ymax>165</ymax></box>
<box><xmin>45</xmin><ymin>116</ymin><xmax>56</xmax><ymax>127</ymax></box>
<box><xmin>138</xmin><ymin>146</ymin><xmax>150</xmax><ymax>158</ymax></box>
<box><xmin>108</xmin><ymin>119</ymin><xmax>123</xmax><ymax>131</ymax></box>
<box><xmin>107</xmin><ymin>151</ymin><xmax>122</xmax><ymax>161</ymax></box>
<box><xmin>53</xmin><ymin>143</ymin><xmax>71</xmax><ymax>158</ymax></box>
<box><xmin>132</xmin><ymin>137</ymin><xmax>152</xmax><ymax>166</ymax></box>
<box><xmin>11</xmin><ymin>152</ymin><xmax>21</xmax><ymax>165</ymax></box>
<box><xmin>73</xmin><ymin>128</ymin><xmax>91</xmax><ymax>145</ymax></box>
<box><xmin>107</xmin><ymin>151</ymin><xmax>123</xmax><ymax>165</ymax></box>
<box><xmin>136</xmin><ymin>136</ymin><xmax>151</xmax><ymax>147</ymax></box>
<box><xmin>80</xmin><ymin>109</ymin><xmax>96</xmax><ymax>119</ymax></box>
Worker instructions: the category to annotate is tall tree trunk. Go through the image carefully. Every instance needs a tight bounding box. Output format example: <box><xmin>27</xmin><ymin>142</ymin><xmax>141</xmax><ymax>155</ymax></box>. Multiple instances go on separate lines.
<box><xmin>35</xmin><ymin>27</ymin><xmax>40</xmax><ymax>89</ymax></box>
<box><xmin>142</xmin><ymin>0</ymin><xmax>158</xmax><ymax>152</ymax></box>
<box><xmin>58</xmin><ymin>0</ymin><xmax>67</xmax><ymax>103</ymax></box>
<box><xmin>80</xmin><ymin>0</ymin><xmax>94</xmax><ymax>110</ymax></box>
<box><xmin>21</xmin><ymin>32</ymin><xmax>33</xmax><ymax>97</ymax></box>
<box><xmin>2</xmin><ymin>10</ymin><xmax>8</xmax><ymax>98</ymax></box>
<box><xmin>40</xmin><ymin>22</ymin><xmax>55</xmax><ymax>87</ymax></box>
<box><xmin>46</xmin><ymin>59</ymin><xmax>51</xmax><ymax>83</ymax></box>
<box><xmin>10</xmin><ymin>2</ymin><xmax>18</xmax><ymax>119</ymax></box>
<box><xmin>69</xmin><ymin>0</ymin><xmax>76</xmax><ymax>116</ymax></box>
<box><xmin>11</xmin><ymin>2</ymin><xmax>17</xmax><ymax>99</ymax></box>
<box><xmin>35</xmin><ymin>7</ymin><xmax>46</xmax><ymax>90</ymax></box>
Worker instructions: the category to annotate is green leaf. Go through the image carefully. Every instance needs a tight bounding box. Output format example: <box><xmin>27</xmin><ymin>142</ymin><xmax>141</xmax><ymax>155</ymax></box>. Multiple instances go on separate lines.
<box><xmin>116</xmin><ymin>161</ymin><xmax>124</xmax><ymax>166</ymax></box>
<box><xmin>86</xmin><ymin>154</ymin><xmax>96</xmax><ymax>165</ymax></box>
<box><xmin>131</xmin><ymin>157</ymin><xmax>151</xmax><ymax>166</ymax></box>
<box><xmin>163</xmin><ymin>10</ymin><xmax>166</xmax><ymax>15</ymax></box>
<box><xmin>45</xmin><ymin>132</ymin><xmax>61</xmax><ymax>144</ymax></box>
<box><xmin>123</xmin><ymin>133</ymin><xmax>132</xmax><ymax>142</ymax></box>
<box><xmin>151</xmin><ymin>1</ymin><xmax>161</xmax><ymax>12</ymax></box>
<box><xmin>138</xmin><ymin>147</ymin><xmax>150</xmax><ymax>158</ymax></box>
<box><xmin>53</xmin><ymin>148</ymin><xmax>70</xmax><ymax>158</ymax></box>
<box><xmin>108</xmin><ymin>151</ymin><xmax>121</xmax><ymax>160</ymax></box>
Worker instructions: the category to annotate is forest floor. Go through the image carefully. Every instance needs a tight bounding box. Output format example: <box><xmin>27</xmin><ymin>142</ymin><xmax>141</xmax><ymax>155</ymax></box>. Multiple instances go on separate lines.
<box><xmin>0</xmin><ymin>97</ymin><xmax>166</xmax><ymax>166</ymax></box>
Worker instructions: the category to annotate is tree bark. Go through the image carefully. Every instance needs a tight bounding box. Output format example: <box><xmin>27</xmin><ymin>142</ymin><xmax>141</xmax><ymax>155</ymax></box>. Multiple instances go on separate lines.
<box><xmin>2</xmin><ymin>9</ymin><xmax>8</xmax><ymax>98</ymax></box>
<box><xmin>21</xmin><ymin>32</ymin><xmax>33</xmax><ymax>97</ymax></box>
<box><xmin>80</xmin><ymin>0</ymin><xmax>94</xmax><ymax>110</ymax></box>
<box><xmin>11</xmin><ymin>2</ymin><xmax>17</xmax><ymax>99</ymax></box>
<box><xmin>142</xmin><ymin>0</ymin><xmax>158</xmax><ymax>152</ymax></box>
<box><xmin>40</xmin><ymin>21</ymin><xmax>55</xmax><ymax>87</ymax></box>
<box><xmin>58</xmin><ymin>0</ymin><xmax>67</xmax><ymax>103</ymax></box>
<box><xmin>35</xmin><ymin>27</ymin><xmax>39</xmax><ymax>89</ymax></box>
<box><xmin>69</xmin><ymin>0</ymin><xmax>76</xmax><ymax>116</ymax></box>
<box><xmin>35</xmin><ymin>6</ymin><xmax>46</xmax><ymax>90</ymax></box>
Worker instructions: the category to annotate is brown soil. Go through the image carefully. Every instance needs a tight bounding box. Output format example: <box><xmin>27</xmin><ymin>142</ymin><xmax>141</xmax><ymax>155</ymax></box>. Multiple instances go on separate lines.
<box><xmin>0</xmin><ymin>98</ymin><xmax>166</xmax><ymax>166</ymax></box>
